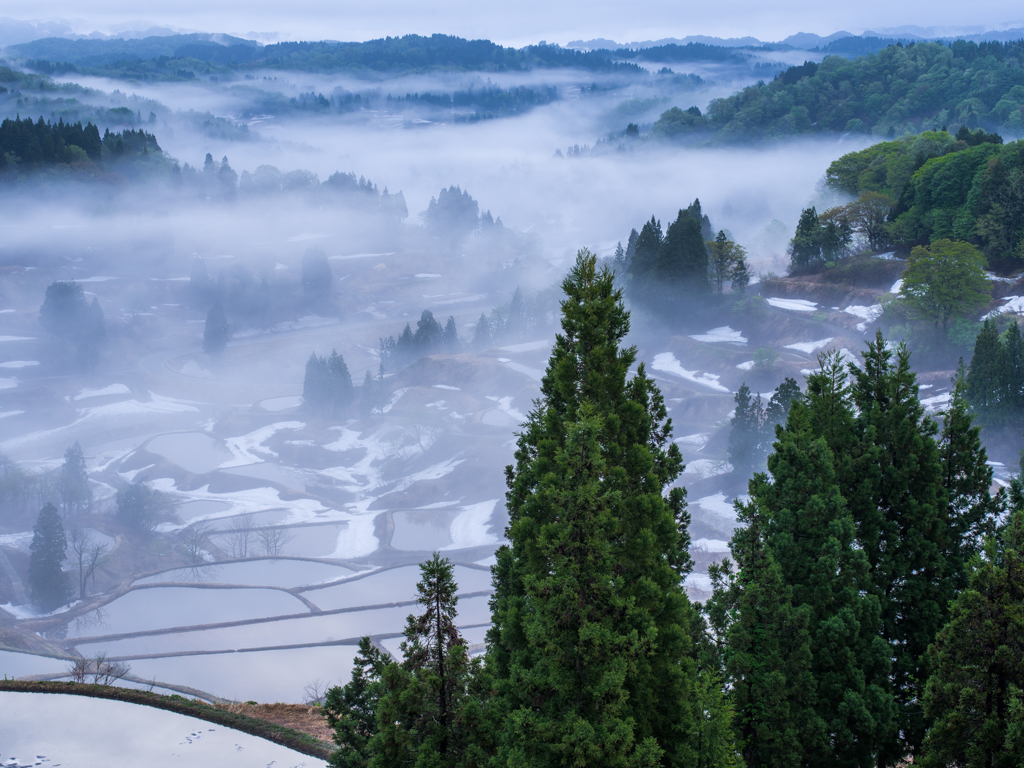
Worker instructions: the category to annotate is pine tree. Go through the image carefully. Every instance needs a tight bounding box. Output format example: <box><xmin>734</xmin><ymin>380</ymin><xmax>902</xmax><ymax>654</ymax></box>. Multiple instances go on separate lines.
<box><xmin>967</xmin><ymin>318</ymin><xmax>1003</xmax><ymax>417</ymax></box>
<box><xmin>325</xmin><ymin>637</ymin><xmax>389</xmax><ymax>768</ymax></box>
<box><xmin>717</xmin><ymin>501</ymin><xmax>815</xmax><ymax>768</ymax></box>
<box><xmin>658</xmin><ymin>209</ymin><xmax>709</xmax><ymax>297</ymax></box>
<box><xmin>443</xmin><ymin>316</ymin><xmax>459</xmax><ymax>352</ymax></box>
<box><xmin>921</xmin><ymin>510</ymin><xmax>1024</xmax><ymax>768</ymax></box>
<box><xmin>488</xmin><ymin>250</ymin><xmax>696</xmax><ymax>768</ymax></box>
<box><xmin>28</xmin><ymin>502</ymin><xmax>71</xmax><ymax>611</ymax></box>
<box><xmin>728</xmin><ymin>384</ymin><xmax>764</xmax><ymax>478</ymax></box>
<box><xmin>938</xmin><ymin>362</ymin><xmax>1001</xmax><ymax>595</ymax></box>
<box><xmin>203</xmin><ymin>300</ymin><xmax>230</xmax><ymax>354</ymax></box>
<box><xmin>327</xmin><ymin>350</ymin><xmax>354</xmax><ymax>412</ymax></box>
<box><xmin>756</xmin><ymin>406</ymin><xmax>893</xmax><ymax>766</ymax></box>
<box><xmin>59</xmin><ymin>440</ymin><xmax>91</xmax><ymax>516</ymax></box>
<box><xmin>370</xmin><ymin>553</ymin><xmax>480</xmax><ymax>768</ymax></box>
<box><xmin>472</xmin><ymin>314</ymin><xmax>492</xmax><ymax>350</ymax></box>
<box><xmin>1002</xmin><ymin>320</ymin><xmax>1023</xmax><ymax>416</ymax></box>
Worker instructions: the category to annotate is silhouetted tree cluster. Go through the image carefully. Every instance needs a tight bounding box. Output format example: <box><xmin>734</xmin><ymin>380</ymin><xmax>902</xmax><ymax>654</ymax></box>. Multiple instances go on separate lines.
<box><xmin>422</xmin><ymin>185</ymin><xmax>480</xmax><ymax>249</ymax></box>
<box><xmin>203</xmin><ymin>301</ymin><xmax>231</xmax><ymax>353</ymax></box>
<box><xmin>304</xmin><ymin>350</ymin><xmax>354</xmax><ymax>415</ymax></box>
<box><xmin>0</xmin><ymin>115</ymin><xmax>102</xmax><ymax>168</ymax></box>
<box><xmin>115</xmin><ymin>479</ymin><xmax>173</xmax><ymax>530</ymax></box>
<box><xmin>728</xmin><ymin>378</ymin><xmax>801</xmax><ymax>478</ymax></box>
<box><xmin>380</xmin><ymin>310</ymin><xmax>459</xmax><ymax>370</ymax></box>
<box><xmin>38</xmin><ymin>280</ymin><xmax>105</xmax><ymax>367</ymax></box>
<box><xmin>622</xmin><ymin>199</ymin><xmax>728</xmax><ymax>311</ymax></box>
<box><xmin>788</xmin><ymin>204</ymin><xmax>855</xmax><ymax>270</ymax></box>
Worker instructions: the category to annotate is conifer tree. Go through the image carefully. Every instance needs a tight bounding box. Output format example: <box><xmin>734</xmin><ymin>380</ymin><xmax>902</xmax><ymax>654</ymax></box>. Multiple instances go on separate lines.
<box><xmin>754</xmin><ymin>406</ymin><xmax>893</xmax><ymax>766</ymax></box>
<box><xmin>472</xmin><ymin>314</ymin><xmax>492</xmax><ymax>350</ymax></box>
<box><xmin>28</xmin><ymin>502</ymin><xmax>71</xmax><ymax>611</ymax></box>
<box><xmin>847</xmin><ymin>335</ymin><xmax>947</xmax><ymax>760</ymax></box>
<box><xmin>921</xmin><ymin>510</ymin><xmax>1024</xmax><ymax>768</ymax></box>
<box><xmin>714</xmin><ymin>501</ymin><xmax>815</xmax><ymax>768</ymax></box>
<box><xmin>488</xmin><ymin>250</ymin><xmax>697</xmax><ymax>768</ymax></box>
<box><xmin>325</xmin><ymin>637</ymin><xmax>389</xmax><ymax>768</ymax></box>
<box><xmin>967</xmin><ymin>318</ymin><xmax>1003</xmax><ymax>416</ymax></box>
<box><xmin>442</xmin><ymin>316</ymin><xmax>459</xmax><ymax>351</ymax></box>
<box><xmin>59</xmin><ymin>440</ymin><xmax>91</xmax><ymax>516</ymax></box>
<box><xmin>203</xmin><ymin>300</ymin><xmax>230</xmax><ymax>354</ymax></box>
<box><xmin>728</xmin><ymin>384</ymin><xmax>763</xmax><ymax>478</ymax></box>
<box><xmin>370</xmin><ymin>553</ymin><xmax>481</xmax><ymax>768</ymax></box>
<box><xmin>938</xmin><ymin>362</ymin><xmax>1001</xmax><ymax>595</ymax></box>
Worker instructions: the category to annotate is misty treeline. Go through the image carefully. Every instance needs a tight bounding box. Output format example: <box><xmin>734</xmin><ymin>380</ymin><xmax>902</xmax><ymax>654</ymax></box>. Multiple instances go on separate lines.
<box><xmin>612</xmin><ymin>198</ymin><xmax>751</xmax><ymax>315</ymax></box>
<box><xmin>642</xmin><ymin>39</ymin><xmax>1024</xmax><ymax>143</ymax></box>
<box><xmin>814</xmin><ymin>128</ymin><xmax>1024</xmax><ymax>272</ymax></box>
<box><xmin>321</xmin><ymin>254</ymin><xmax>1024</xmax><ymax>768</ymax></box>
<box><xmin>377</xmin><ymin>285</ymin><xmax>558</xmax><ymax>372</ymax></box>
<box><xmin>0</xmin><ymin>115</ymin><xmax>160</xmax><ymax>177</ymax></box>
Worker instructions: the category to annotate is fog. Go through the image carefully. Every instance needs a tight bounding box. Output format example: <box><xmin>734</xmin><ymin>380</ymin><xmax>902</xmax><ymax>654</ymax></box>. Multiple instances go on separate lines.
<box><xmin>0</xmin><ymin>38</ymin><xmax>888</xmax><ymax>703</ymax></box>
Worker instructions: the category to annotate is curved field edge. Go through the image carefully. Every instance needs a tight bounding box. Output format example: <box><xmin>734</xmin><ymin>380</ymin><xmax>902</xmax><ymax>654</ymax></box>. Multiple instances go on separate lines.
<box><xmin>0</xmin><ymin>680</ymin><xmax>334</xmax><ymax>760</ymax></box>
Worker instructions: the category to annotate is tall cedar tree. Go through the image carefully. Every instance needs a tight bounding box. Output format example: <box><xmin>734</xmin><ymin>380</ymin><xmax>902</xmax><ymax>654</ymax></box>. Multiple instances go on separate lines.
<box><xmin>28</xmin><ymin>502</ymin><xmax>71</xmax><ymax>611</ymax></box>
<box><xmin>796</xmin><ymin>338</ymin><xmax>998</xmax><ymax>761</ymax></box>
<box><xmin>744</xmin><ymin>405</ymin><xmax>893</xmax><ymax>766</ymax></box>
<box><xmin>325</xmin><ymin>637</ymin><xmax>389</xmax><ymax>768</ymax></box>
<box><xmin>938</xmin><ymin>362</ymin><xmax>1001</xmax><ymax>595</ymax></box>
<box><xmin>846</xmin><ymin>336</ymin><xmax>948</xmax><ymax>761</ymax></box>
<box><xmin>921</xmin><ymin>510</ymin><xmax>1024</xmax><ymax>768</ymax></box>
<box><xmin>716</xmin><ymin>497</ymin><xmax>816</xmax><ymax>768</ymax></box>
<box><xmin>370</xmin><ymin>553</ymin><xmax>484</xmax><ymax>768</ymax></box>
<box><xmin>488</xmin><ymin>250</ymin><xmax>697</xmax><ymax>768</ymax></box>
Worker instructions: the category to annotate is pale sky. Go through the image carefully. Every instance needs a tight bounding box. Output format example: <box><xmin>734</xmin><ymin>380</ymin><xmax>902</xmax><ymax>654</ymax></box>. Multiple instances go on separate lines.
<box><xmin>7</xmin><ymin>0</ymin><xmax>1024</xmax><ymax>47</ymax></box>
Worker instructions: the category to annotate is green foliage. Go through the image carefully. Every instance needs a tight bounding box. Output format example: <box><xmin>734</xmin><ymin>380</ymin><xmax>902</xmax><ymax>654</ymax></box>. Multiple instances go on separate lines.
<box><xmin>488</xmin><ymin>250</ymin><xmax>698</xmax><ymax>767</ymax></box>
<box><xmin>28</xmin><ymin>502</ymin><xmax>71</xmax><ymax>611</ymax></box>
<box><xmin>647</xmin><ymin>41</ymin><xmax>1024</xmax><ymax>142</ymax></box>
<box><xmin>304</xmin><ymin>350</ymin><xmax>355</xmax><ymax>416</ymax></box>
<box><xmin>967</xmin><ymin>319</ymin><xmax>1024</xmax><ymax>424</ymax></box>
<box><xmin>921</xmin><ymin>510</ymin><xmax>1024</xmax><ymax>768</ymax></box>
<box><xmin>369</xmin><ymin>553</ymin><xmax>485</xmax><ymax>768</ymax></box>
<box><xmin>707</xmin><ymin>231</ymin><xmax>750</xmax><ymax>295</ymax></box>
<box><xmin>325</xmin><ymin>637</ymin><xmax>389</xmax><ymax>768</ymax></box>
<box><xmin>787</xmin><ymin>205</ymin><xmax>855</xmax><ymax>271</ymax></box>
<box><xmin>202</xmin><ymin>301</ymin><xmax>231</xmax><ymax>354</ymax></box>
<box><xmin>826</xmin><ymin>130</ymin><xmax>1024</xmax><ymax>271</ymax></box>
<box><xmin>900</xmin><ymin>239</ymin><xmax>990</xmax><ymax>331</ymax></box>
<box><xmin>626</xmin><ymin>201</ymin><xmax>715</xmax><ymax>311</ymax></box>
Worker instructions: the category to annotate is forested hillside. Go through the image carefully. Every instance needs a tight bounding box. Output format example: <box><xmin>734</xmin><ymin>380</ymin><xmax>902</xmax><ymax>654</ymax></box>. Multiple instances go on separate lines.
<box><xmin>649</xmin><ymin>40</ymin><xmax>1024</xmax><ymax>141</ymax></box>
<box><xmin>824</xmin><ymin>128</ymin><xmax>1024</xmax><ymax>271</ymax></box>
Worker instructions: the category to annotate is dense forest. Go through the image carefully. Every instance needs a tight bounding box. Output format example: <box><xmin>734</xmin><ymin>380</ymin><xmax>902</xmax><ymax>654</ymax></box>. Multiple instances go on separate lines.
<box><xmin>821</xmin><ymin>128</ymin><xmax>1024</xmax><ymax>271</ymax></box>
<box><xmin>319</xmin><ymin>252</ymin><xmax>1024</xmax><ymax>768</ymax></box>
<box><xmin>648</xmin><ymin>39</ymin><xmax>1024</xmax><ymax>141</ymax></box>
<box><xmin>0</xmin><ymin>115</ymin><xmax>164</xmax><ymax>176</ymax></box>
<box><xmin>5</xmin><ymin>34</ymin><xmax>646</xmax><ymax>77</ymax></box>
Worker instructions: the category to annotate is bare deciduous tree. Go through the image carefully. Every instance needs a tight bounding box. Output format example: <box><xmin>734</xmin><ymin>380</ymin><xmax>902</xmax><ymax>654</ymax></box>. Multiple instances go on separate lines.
<box><xmin>225</xmin><ymin>512</ymin><xmax>257</xmax><ymax>559</ymax></box>
<box><xmin>257</xmin><ymin>526</ymin><xmax>294</xmax><ymax>557</ymax></box>
<box><xmin>303</xmin><ymin>677</ymin><xmax>330</xmax><ymax>706</ymax></box>
<box><xmin>90</xmin><ymin>652</ymin><xmax>131</xmax><ymax>685</ymax></box>
<box><xmin>67</xmin><ymin>656</ymin><xmax>90</xmax><ymax>683</ymax></box>
<box><xmin>180</xmin><ymin>520</ymin><xmax>212</xmax><ymax>564</ymax></box>
<box><xmin>68</xmin><ymin>527</ymin><xmax>109</xmax><ymax>600</ymax></box>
